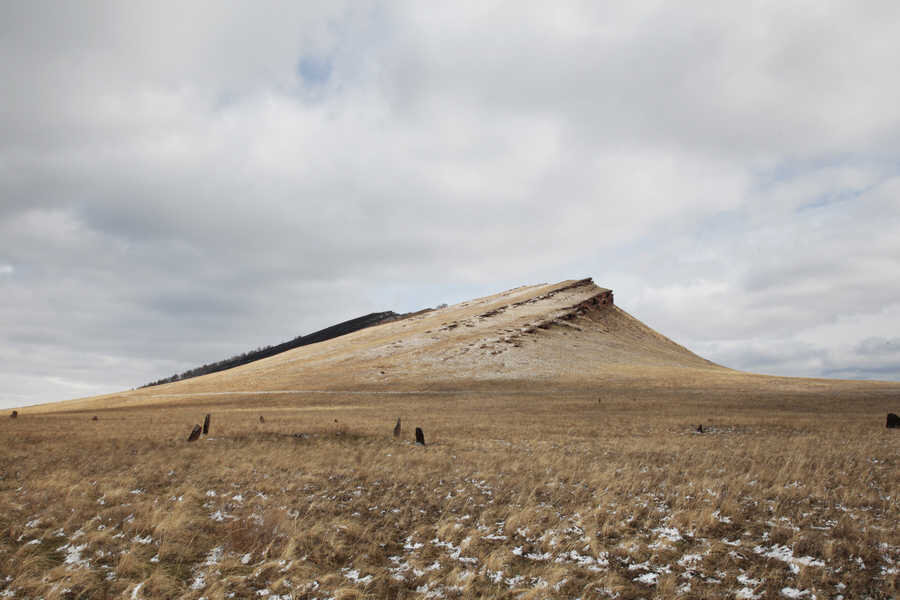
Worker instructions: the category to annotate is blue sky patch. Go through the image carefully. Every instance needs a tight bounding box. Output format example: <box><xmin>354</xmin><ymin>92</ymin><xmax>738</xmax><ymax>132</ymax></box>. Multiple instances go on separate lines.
<box><xmin>297</xmin><ymin>55</ymin><xmax>333</xmax><ymax>85</ymax></box>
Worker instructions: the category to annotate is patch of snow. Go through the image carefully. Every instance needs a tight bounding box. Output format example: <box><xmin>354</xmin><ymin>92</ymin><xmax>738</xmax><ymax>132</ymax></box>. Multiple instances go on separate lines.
<box><xmin>780</xmin><ymin>587</ymin><xmax>811</xmax><ymax>598</ymax></box>
<box><xmin>431</xmin><ymin>537</ymin><xmax>478</xmax><ymax>565</ymax></box>
<box><xmin>403</xmin><ymin>536</ymin><xmax>423</xmax><ymax>551</ymax></box>
<box><xmin>652</xmin><ymin>527</ymin><xmax>683</xmax><ymax>542</ymax></box>
<box><xmin>204</xmin><ymin>546</ymin><xmax>224</xmax><ymax>566</ymax></box>
<box><xmin>754</xmin><ymin>544</ymin><xmax>825</xmax><ymax>574</ymax></box>
<box><xmin>712</xmin><ymin>510</ymin><xmax>732</xmax><ymax>524</ymax></box>
<box><xmin>634</xmin><ymin>572</ymin><xmax>658</xmax><ymax>585</ymax></box>
<box><xmin>555</xmin><ymin>549</ymin><xmax>607</xmax><ymax>571</ymax></box>
<box><xmin>190</xmin><ymin>573</ymin><xmax>206</xmax><ymax>591</ymax></box>
<box><xmin>342</xmin><ymin>568</ymin><xmax>373</xmax><ymax>584</ymax></box>
<box><xmin>58</xmin><ymin>543</ymin><xmax>90</xmax><ymax>569</ymax></box>
<box><xmin>678</xmin><ymin>553</ymin><xmax>702</xmax><ymax>567</ymax></box>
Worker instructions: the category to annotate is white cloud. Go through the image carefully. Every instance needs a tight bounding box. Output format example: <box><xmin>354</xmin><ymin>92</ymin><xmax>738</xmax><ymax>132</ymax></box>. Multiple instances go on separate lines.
<box><xmin>1</xmin><ymin>2</ymin><xmax>899</xmax><ymax>406</ymax></box>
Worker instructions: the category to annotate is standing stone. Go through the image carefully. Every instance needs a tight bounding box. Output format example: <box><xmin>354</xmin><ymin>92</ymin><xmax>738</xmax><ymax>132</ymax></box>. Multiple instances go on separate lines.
<box><xmin>9</xmin><ymin>410</ymin><xmax>17</xmax><ymax>419</ymax></box>
<box><xmin>415</xmin><ymin>427</ymin><xmax>425</xmax><ymax>446</ymax></box>
<box><xmin>887</xmin><ymin>413</ymin><xmax>900</xmax><ymax>428</ymax></box>
<box><xmin>187</xmin><ymin>424</ymin><xmax>202</xmax><ymax>442</ymax></box>
<box><xmin>259</xmin><ymin>415</ymin><xmax>265</xmax><ymax>423</ymax></box>
<box><xmin>202</xmin><ymin>414</ymin><xmax>211</xmax><ymax>435</ymax></box>
<box><xmin>696</xmin><ymin>424</ymin><xmax>703</xmax><ymax>433</ymax></box>
<box><xmin>393</xmin><ymin>417</ymin><xmax>401</xmax><ymax>438</ymax></box>
<box><xmin>92</xmin><ymin>416</ymin><xmax>99</xmax><ymax>421</ymax></box>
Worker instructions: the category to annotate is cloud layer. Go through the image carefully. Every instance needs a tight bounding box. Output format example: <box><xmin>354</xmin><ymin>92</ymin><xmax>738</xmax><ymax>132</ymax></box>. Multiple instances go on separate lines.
<box><xmin>2</xmin><ymin>2</ymin><xmax>900</xmax><ymax>406</ymax></box>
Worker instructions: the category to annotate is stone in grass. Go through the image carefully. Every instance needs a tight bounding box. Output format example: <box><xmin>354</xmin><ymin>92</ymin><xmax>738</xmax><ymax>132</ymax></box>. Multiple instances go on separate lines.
<box><xmin>203</xmin><ymin>413</ymin><xmax>211</xmax><ymax>435</ymax></box>
<box><xmin>92</xmin><ymin>416</ymin><xmax>98</xmax><ymax>421</ymax></box>
<box><xmin>887</xmin><ymin>413</ymin><xmax>900</xmax><ymax>428</ymax></box>
<box><xmin>415</xmin><ymin>427</ymin><xmax>425</xmax><ymax>446</ymax></box>
<box><xmin>259</xmin><ymin>415</ymin><xmax>265</xmax><ymax>423</ymax></box>
<box><xmin>393</xmin><ymin>417</ymin><xmax>401</xmax><ymax>438</ymax></box>
<box><xmin>187</xmin><ymin>424</ymin><xmax>202</xmax><ymax>442</ymax></box>
<box><xmin>696</xmin><ymin>424</ymin><xmax>703</xmax><ymax>433</ymax></box>
<box><xmin>9</xmin><ymin>410</ymin><xmax>17</xmax><ymax>419</ymax></box>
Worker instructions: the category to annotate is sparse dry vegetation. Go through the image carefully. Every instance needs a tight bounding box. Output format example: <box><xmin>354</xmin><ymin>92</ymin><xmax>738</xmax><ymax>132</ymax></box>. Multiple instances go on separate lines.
<box><xmin>2</xmin><ymin>389</ymin><xmax>898</xmax><ymax>599</ymax></box>
<box><xmin>4</xmin><ymin>280</ymin><xmax>899</xmax><ymax>598</ymax></box>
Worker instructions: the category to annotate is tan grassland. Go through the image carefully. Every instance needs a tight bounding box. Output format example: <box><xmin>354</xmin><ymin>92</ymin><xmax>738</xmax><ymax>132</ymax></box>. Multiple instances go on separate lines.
<box><xmin>2</xmin><ymin>279</ymin><xmax>899</xmax><ymax>599</ymax></box>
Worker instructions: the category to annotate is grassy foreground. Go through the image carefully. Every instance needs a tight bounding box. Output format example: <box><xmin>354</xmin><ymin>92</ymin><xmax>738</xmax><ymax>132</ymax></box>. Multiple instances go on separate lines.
<box><xmin>1</xmin><ymin>388</ymin><xmax>898</xmax><ymax>599</ymax></box>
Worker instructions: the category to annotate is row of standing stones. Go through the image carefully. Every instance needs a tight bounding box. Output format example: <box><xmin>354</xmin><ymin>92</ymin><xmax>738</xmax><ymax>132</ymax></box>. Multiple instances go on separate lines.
<box><xmin>184</xmin><ymin>414</ymin><xmax>428</xmax><ymax>445</ymax></box>
<box><xmin>394</xmin><ymin>417</ymin><xmax>425</xmax><ymax>445</ymax></box>
<box><xmin>186</xmin><ymin>414</ymin><xmax>211</xmax><ymax>442</ymax></box>
<box><xmin>5</xmin><ymin>409</ymin><xmax>896</xmax><ymax>434</ymax></box>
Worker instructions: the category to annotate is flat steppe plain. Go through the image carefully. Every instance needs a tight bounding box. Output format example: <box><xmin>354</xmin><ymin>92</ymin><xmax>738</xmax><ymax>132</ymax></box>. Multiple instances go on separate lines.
<box><xmin>2</xmin><ymin>280</ymin><xmax>898</xmax><ymax>598</ymax></box>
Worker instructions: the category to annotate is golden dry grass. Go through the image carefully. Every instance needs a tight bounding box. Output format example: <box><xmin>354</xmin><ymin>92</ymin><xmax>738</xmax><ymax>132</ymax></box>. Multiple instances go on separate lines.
<box><xmin>2</xmin><ymin>387</ymin><xmax>898</xmax><ymax>599</ymax></box>
<box><xmin>5</xmin><ymin>279</ymin><xmax>900</xmax><ymax>598</ymax></box>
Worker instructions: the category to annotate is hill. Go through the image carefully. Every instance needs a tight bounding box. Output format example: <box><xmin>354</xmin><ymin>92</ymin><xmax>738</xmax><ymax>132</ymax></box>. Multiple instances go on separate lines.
<box><xmin>23</xmin><ymin>277</ymin><xmax>900</xmax><ymax>413</ymax></box>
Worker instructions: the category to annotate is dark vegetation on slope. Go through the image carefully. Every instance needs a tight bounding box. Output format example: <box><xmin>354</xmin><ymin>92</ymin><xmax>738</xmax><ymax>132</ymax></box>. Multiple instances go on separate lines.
<box><xmin>141</xmin><ymin>311</ymin><xmax>403</xmax><ymax>388</ymax></box>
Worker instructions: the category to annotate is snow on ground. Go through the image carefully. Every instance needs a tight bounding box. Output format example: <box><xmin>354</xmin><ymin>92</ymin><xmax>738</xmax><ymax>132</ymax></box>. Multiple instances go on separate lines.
<box><xmin>5</xmin><ymin>457</ymin><xmax>898</xmax><ymax>600</ymax></box>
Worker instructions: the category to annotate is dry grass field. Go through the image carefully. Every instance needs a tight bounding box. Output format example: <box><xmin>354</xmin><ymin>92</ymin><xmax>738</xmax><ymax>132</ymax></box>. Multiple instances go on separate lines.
<box><xmin>3</xmin><ymin>280</ymin><xmax>899</xmax><ymax>599</ymax></box>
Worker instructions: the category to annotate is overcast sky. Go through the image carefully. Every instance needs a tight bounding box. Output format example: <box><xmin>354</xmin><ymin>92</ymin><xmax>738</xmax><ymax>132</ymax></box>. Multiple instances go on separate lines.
<box><xmin>3</xmin><ymin>2</ymin><xmax>900</xmax><ymax>408</ymax></box>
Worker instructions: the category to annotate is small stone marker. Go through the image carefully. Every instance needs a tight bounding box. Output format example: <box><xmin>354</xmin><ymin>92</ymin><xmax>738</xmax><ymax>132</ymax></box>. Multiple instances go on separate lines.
<box><xmin>187</xmin><ymin>424</ymin><xmax>202</xmax><ymax>442</ymax></box>
<box><xmin>259</xmin><ymin>415</ymin><xmax>265</xmax><ymax>423</ymax></box>
<box><xmin>92</xmin><ymin>416</ymin><xmax>98</xmax><ymax>421</ymax></box>
<box><xmin>697</xmin><ymin>424</ymin><xmax>703</xmax><ymax>433</ymax></box>
<box><xmin>887</xmin><ymin>413</ymin><xmax>900</xmax><ymax>429</ymax></box>
<box><xmin>202</xmin><ymin>414</ymin><xmax>211</xmax><ymax>435</ymax></box>
<box><xmin>9</xmin><ymin>410</ymin><xmax>17</xmax><ymax>419</ymax></box>
<box><xmin>393</xmin><ymin>417</ymin><xmax>401</xmax><ymax>438</ymax></box>
<box><xmin>415</xmin><ymin>427</ymin><xmax>425</xmax><ymax>446</ymax></box>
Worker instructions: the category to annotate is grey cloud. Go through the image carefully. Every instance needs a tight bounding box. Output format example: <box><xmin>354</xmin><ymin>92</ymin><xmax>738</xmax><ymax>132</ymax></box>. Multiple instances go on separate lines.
<box><xmin>2</xmin><ymin>2</ymin><xmax>900</xmax><ymax>407</ymax></box>
<box><xmin>855</xmin><ymin>337</ymin><xmax>900</xmax><ymax>357</ymax></box>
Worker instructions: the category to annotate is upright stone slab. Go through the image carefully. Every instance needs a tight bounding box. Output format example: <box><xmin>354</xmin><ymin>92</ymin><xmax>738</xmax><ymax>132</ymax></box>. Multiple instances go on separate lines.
<box><xmin>415</xmin><ymin>427</ymin><xmax>425</xmax><ymax>446</ymax></box>
<box><xmin>187</xmin><ymin>424</ymin><xmax>202</xmax><ymax>442</ymax></box>
<box><xmin>259</xmin><ymin>415</ymin><xmax>265</xmax><ymax>423</ymax></box>
<box><xmin>696</xmin><ymin>424</ymin><xmax>703</xmax><ymax>433</ymax></box>
<box><xmin>203</xmin><ymin>414</ymin><xmax>211</xmax><ymax>435</ymax></box>
<box><xmin>887</xmin><ymin>413</ymin><xmax>900</xmax><ymax>428</ymax></box>
<box><xmin>393</xmin><ymin>417</ymin><xmax>401</xmax><ymax>438</ymax></box>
